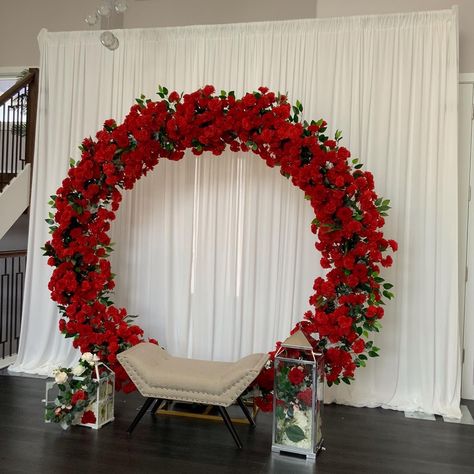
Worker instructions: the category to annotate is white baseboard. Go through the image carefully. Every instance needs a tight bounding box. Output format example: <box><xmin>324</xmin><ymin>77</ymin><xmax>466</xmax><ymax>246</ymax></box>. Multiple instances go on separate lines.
<box><xmin>0</xmin><ymin>355</ymin><xmax>17</xmax><ymax>370</ymax></box>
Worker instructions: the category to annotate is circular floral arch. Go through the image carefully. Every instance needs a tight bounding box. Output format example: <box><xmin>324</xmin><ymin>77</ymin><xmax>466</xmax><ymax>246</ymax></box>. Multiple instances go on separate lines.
<box><xmin>44</xmin><ymin>86</ymin><xmax>396</xmax><ymax>399</ymax></box>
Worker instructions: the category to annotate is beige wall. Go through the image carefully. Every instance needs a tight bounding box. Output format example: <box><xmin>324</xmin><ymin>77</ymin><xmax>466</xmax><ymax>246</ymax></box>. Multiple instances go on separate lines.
<box><xmin>0</xmin><ymin>0</ymin><xmax>472</xmax><ymax>72</ymax></box>
<box><xmin>0</xmin><ymin>0</ymin><xmax>100</xmax><ymax>68</ymax></box>
<box><xmin>124</xmin><ymin>0</ymin><xmax>317</xmax><ymax>28</ymax></box>
<box><xmin>0</xmin><ymin>0</ymin><xmax>317</xmax><ymax>68</ymax></box>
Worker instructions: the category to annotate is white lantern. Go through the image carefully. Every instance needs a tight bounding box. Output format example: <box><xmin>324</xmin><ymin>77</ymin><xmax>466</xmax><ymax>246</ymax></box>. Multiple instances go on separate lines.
<box><xmin>45</xmin><ymin>362</ymin><xmax>115</xmax><ymax>430</ymax></box>
<box><xmin>76</xmin><ymin>363</ymin><xmax>115</xmax><ymax>429</ymax></box>
<box><xmin>271</xmin><ymin>330</ymin><xmax>324</xmax><ymax>460</ymax></box>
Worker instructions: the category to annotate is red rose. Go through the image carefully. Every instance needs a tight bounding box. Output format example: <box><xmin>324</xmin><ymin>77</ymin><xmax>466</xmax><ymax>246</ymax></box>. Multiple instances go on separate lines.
<box><xmin>347</xmin><ymin>275</ymin><xmax>359</xmax><ymax>287</ymax></box>
<box><xmin>202</xmin><ymin>85</ymin><xmax>215</xmax><ymax>96</ymax></box>
<box><xmin>168</xmin><ymin>91</ymin><xmax>180</xmax><ymax>102</ymax></box>
<box><xmin>366</xmin><ymin>306</ymin><xmax>378</xmax><ymax>318</ymax></box>
<box><xmin>255</xmin><ymin>394</ymin><xmax>273</xmax><ymax>412</ymax></box>
<box><xmin>103</xmin><ymin>119</ymin><xmax>116</xmax><ymax>130</ymax></box>
<box><xmin>288</xmin><ymin>366</ymin><xmax>305</xmax><ymax>385</ymax></box>
<box><xmin>388</xmin><ymin>239</ymin><xmax>398</xmax><ymax>251</ymax></box>
<box><xmin>81</xmin><ymin>410</ymin><xmax>96</xmax><ymax>425</ymax></box>
<box><xmin>352</xmin><ymin>339</ymin><xmax>365</xmax><ymax>354</ymax></box>
<box><xmin>297</xmin><ymin>388</ymin><xmax>313</xmax><ymax>406</ymax></box>
<box><xmin>71</xmin><ymin>390</ymin><xmax>87</xmax><ymax>405</ymax></box>
<box><xmin>256</xmin><ymin>367</ymin><xmax>274</xmax><ymax>391</ymax></box>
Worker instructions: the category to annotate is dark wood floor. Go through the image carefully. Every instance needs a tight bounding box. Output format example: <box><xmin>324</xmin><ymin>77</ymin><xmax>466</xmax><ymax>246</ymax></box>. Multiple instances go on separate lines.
<box><xmin>0</xmin><ymin>375</ymin><xmax>473</xmax><ymax>474</ymax></box>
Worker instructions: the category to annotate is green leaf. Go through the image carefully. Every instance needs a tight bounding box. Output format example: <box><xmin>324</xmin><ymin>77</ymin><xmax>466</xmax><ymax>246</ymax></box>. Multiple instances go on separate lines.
<box><xmin>335</xmin><ymin>129</ymin><xmax>342</xmax><ymax>141</ymax></box>
<box><xmin>383</xmin><ymin>283</ymin><xmax>394</xmax><ymax>289</ymax></box>
<box><xmin>285</xmin><ymin>424</ymin><xmax>306</xmax><ymax>443</ymax></box>
<box><xmin>354</xmin><ymin>164</ymin><xmax>363</xmax><ymax>169</ymax></box>
<box><xmin>368</xmin><ymin>350</ymin><xmax>380</xmax><ymax>357</ymax></box>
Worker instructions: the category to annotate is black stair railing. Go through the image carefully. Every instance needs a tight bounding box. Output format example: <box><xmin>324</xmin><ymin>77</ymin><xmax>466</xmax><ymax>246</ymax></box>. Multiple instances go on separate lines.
<box><xmin>0</xmin><ymin>250</ymin><xmax>26</xmax><ymax>363</ymax></box>
<box><xmin>0</xmin><ymin>68</ymin><xmax>38</xmax><ymax>193</ymax></box>
<box><xmin>0</xmin><ymin>69</ymin><xmax>38</xmax><ymax>365</ymax></box>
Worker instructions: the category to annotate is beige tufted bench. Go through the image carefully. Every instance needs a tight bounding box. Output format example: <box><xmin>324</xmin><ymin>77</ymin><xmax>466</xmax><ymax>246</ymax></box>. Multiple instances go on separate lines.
<box><xmin>117</xmin><ymin>342</ymin><xmax>268</xmax><ymax>448</ymax></box>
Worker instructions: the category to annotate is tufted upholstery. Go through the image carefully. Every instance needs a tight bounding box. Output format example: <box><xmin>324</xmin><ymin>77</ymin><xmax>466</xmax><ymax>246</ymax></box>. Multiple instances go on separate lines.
<box><xmin>117</xmin><ymin>343</ymin><xmax>268</xmax><ymax>407</ymax></box>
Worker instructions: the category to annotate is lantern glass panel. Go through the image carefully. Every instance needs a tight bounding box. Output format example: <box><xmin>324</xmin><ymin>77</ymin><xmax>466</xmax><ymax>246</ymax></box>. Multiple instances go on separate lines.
<box><xmin>271</xmin><ymin>331</ymin><xmax>324</xmax><ymax>460</ymax></box>
<box><xmin>273</xmin><ymin>357</ymin><xmax>316</xmax><ymax>451</ymax></box>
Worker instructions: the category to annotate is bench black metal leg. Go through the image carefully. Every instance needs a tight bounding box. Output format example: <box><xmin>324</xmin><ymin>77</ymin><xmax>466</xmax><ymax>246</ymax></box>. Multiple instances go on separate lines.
<box><xmin>150</xmin><ymin>398</ymin><xmax>163</xmax><ymax>414</ymax></box>
<box><xmin>217</xmin><ymin>406</ymin><xmax>243</xmax><ymax>449</ymax></box>
<box><xmin>127</xmin><ymin>397</ymin><xmax>155</xmax><ymax>434</ymax></box>
<box><xmin>237</xmin><ymin>397</ymin><xmax>256</xmax><ymax>427</ymax></box>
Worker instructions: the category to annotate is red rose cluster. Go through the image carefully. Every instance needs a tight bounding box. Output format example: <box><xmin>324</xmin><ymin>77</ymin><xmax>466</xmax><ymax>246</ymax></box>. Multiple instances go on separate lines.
<box><xmin>44</xmin><ymin>85</ymin><xmax>396</xmax><ymax>395</ymax></box>
<box><xmin>80</xmin><ymin>410</ymin><xmax>96</xmax><ymax>425</ymax></box>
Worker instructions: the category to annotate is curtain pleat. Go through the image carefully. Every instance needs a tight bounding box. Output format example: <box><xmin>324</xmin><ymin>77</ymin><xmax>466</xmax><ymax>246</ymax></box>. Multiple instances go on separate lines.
<box><xmin>11</xmin><ymin>10</ymin><xmax>460</xmax><ymax>417</ymax></box>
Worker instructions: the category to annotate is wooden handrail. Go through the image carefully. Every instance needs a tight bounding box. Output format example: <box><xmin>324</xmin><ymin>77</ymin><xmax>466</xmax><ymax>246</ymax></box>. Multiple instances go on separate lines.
<box><xmin>0</xmin><ymin>68</ymin><xmax>38</xmax><ymax>108</ymax></box>
<box><xmin>0</xmin><ymin>250</ymin><xmax>27</xmax><ymax>258</ymax></box>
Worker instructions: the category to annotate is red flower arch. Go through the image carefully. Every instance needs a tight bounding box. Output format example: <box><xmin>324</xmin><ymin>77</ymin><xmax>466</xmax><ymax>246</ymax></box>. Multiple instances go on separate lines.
<box><xmin>44</xmin><ymin>85</ymin><xmax>397</xmax><ymax>395</ymax></box>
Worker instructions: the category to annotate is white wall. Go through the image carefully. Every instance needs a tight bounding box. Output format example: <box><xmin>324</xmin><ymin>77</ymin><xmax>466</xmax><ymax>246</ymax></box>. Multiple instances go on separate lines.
<box><xmin>1</xmin><ymin>1</ymin><xmax>472</xmax><ymax>72</ymax></box>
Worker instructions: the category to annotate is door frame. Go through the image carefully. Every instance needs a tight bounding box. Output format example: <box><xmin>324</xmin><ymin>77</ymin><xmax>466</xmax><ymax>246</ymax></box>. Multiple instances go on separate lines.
<box><xmin>460</xmin><ymin>73</ymin><xmax>474</xmax><ymax>399</ymax></box>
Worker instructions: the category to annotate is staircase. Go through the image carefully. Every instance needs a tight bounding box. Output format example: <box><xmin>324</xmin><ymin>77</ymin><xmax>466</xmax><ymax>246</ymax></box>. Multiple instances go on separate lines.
<box><xmin>0</xmin><ymin>68</ymin><xmax>38</xmax><ymax>368</ymax></box>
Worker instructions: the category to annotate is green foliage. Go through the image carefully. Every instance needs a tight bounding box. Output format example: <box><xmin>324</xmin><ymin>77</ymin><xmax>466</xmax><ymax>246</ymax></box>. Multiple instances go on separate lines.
<box><xmin>285</xmin><ymin>424</ymin><xmax>306</xmax><ymax>443</ymax></box>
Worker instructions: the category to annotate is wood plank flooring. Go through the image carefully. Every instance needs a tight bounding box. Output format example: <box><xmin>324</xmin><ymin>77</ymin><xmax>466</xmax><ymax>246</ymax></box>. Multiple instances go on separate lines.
<box><xmin>0</xmin><ymin>375</ymin><xmax>473</xmax><ymax>474</ymax></box>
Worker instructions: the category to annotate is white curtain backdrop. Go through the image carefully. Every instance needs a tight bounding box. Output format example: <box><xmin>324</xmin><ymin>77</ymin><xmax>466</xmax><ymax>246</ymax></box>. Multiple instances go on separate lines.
<box><xmin>10</xmin><ymin>10</ymin><xmax>461</xmax><ymax>417</ymax></box>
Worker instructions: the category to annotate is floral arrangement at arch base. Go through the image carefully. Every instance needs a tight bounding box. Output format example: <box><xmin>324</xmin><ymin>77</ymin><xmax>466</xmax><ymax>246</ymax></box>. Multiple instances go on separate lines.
<box><xmin>43</xmin><ymin>85</ymin><xmax>397</xmax><ymax>413</ymax></box>
<box><xmin>45</xmin><ymin>352</ymin><xmax>100</xmax><ymax>429</ymax></box>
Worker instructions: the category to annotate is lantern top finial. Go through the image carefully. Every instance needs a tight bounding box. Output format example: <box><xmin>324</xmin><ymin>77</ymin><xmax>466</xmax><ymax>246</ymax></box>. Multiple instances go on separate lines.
<box><xmin>281</xmin><ymin>330</ymin><xmax>313</xmax><ymax>350</ymax></box>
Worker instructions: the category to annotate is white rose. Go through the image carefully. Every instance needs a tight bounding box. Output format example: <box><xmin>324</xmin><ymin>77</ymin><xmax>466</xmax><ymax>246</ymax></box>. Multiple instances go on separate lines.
<box><xmin>54</xmin><ymin>371</ymin><xmax>68</xmax><ymax>384</ymax></box>
<box><xmin>72</xmin><ymin>364</ymin><xmax>86</xmax><ymax>376</ymax></box>
<box><xmin>92</xmin><ymin>354</ymin><xmax>100</xmax><ymax>362</ymax></box>
<box><xmin>81</xmin><ymin>352</ymin><xmax>94</xmax><ymax>364</ymax></box>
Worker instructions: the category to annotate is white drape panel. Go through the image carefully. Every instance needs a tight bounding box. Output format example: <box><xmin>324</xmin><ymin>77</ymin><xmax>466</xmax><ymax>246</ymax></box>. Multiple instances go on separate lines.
<box><xmin>10</xmin><ymin>11</ymin><xmax>460</xmax><ymax>417</ymax></box>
